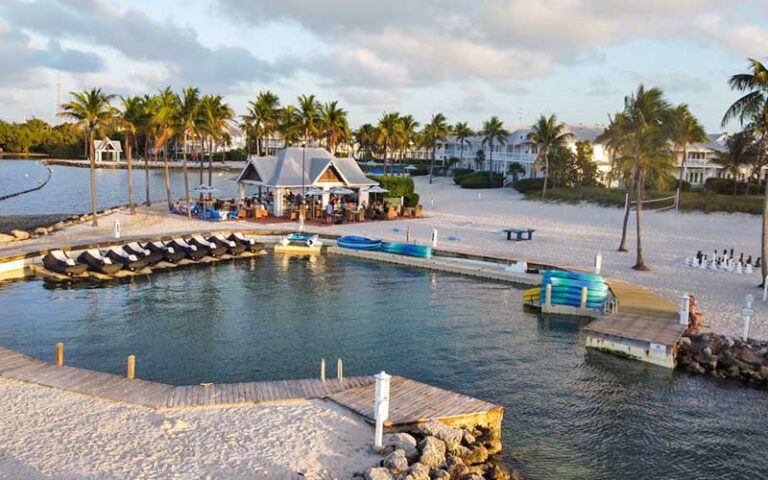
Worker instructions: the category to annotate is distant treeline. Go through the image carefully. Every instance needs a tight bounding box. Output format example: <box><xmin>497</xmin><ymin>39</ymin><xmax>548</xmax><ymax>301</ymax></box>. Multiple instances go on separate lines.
<box><xmin>0</xmin><ymin>119</ymin><xmax>87</xmax><ymax>158</ymax></box>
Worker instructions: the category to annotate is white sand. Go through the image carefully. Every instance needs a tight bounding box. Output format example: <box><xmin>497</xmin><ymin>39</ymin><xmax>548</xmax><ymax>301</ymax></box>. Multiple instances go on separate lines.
<box><xmin>0</xmin><ymin>378</ymin><xmax>377</xmax><ymax>480</ymax></box>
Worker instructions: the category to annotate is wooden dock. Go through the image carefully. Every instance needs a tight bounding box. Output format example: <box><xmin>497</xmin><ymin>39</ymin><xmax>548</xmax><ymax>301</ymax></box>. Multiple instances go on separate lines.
<box><xmin>0</xmin><ymin>346</ymin><xmax>502</xmax><ymax>431</ymax></box>
<box><xmin>585</xmin><ymin>278</ymin><xmax>684</xmax><ymax>368</ymax></box>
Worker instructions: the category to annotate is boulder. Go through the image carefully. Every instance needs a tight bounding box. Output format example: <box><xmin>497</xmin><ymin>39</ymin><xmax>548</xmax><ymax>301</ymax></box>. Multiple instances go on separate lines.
<box><xmin>484</xmin><ymin>437</ymin><xmax>503</xmax><ymax>455</ymax></box>
<box><xmin>486</xmin><ymin>463</ymin><xmax>512</xmax><ymax>480</ymax></box>
<box><xmin>430</xmin><ymin>468</ymin><xmax>451</xmax><ymax>479</ymax></box>
<box><xmin>383</xmin><ymin>432</ymin><xmax>418</xmax><ymax>461</ymax></box>
<box><xmin>420</xmin><ymin>420</ymin><xmax>463</xmax><ymax>452</ymax></box>
<box><xmin>418</xmin><ymin>436</ymin><xmax>446</xmax><ymax>469</ymax></box>
<box><xmin>459</xmin><ymin>445</ymin><xmax>489</xmax><ymax>465</ymax></box>
<box><xmin>382</xmin><ymin>449</ymin><xmax>408</xmax><ymax>476</ymax></box>
<box><xmin>0</xmin><ymin>233</ymin><xmax>15</xmax><ymax>243</ymax></box>
<box><xmin>402</xmin><ymin>462</ymin><xmax>430</xmax><ymax>480</ymax></box>
<box><xmin>680</xmin><ymin>336</ymin><xmax>691</xmax><ymax>346</ymax></box>
<box><xmin>10</xmin><ymin>229</ymin><xmax>29</xmax><ymax>240</ymax></box>
<box><xmin>33</xmin><ymin>227</ymin><xmax>48</xmax><ymax>236</ymax></box>
<box><xmin>365</xmin><ymin>467</ymin><xmax>394</xmax><ymax>480</ymax></box>
<box><xmin>52</xmin><ymin>222</ymin><xmax>66</xmax><ymax>231</ymax></box>
<box><xmin>462</xmin><ymin>430</ymin><xmax>476</xmax><ymax>446</ymax></box>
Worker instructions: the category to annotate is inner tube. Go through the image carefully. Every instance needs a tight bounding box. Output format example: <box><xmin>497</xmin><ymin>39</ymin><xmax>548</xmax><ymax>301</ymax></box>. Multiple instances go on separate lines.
<box><xmin>337</xmin><ymin>235</ymin><xmax>383</xmax><ymax>251</ymax></box>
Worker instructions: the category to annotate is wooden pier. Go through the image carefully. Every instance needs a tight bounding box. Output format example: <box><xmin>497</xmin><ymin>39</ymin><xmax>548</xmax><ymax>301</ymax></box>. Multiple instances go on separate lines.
<box><xmin>585</xmin><ymin>279</ymin><xmax>684</xmax><ymax>368</ymax></box>
<box><xmin>0</xmin><ymin>346</ymin><xmax>502</xmax><ymax>431</ymax></box>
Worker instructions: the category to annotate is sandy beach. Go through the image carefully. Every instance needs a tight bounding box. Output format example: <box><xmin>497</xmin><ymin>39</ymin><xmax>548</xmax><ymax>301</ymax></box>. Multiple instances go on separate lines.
<box><xmin>0</xmin><ymin>378</ymin><xmax>377</xmax><ymax>479</ymax></box>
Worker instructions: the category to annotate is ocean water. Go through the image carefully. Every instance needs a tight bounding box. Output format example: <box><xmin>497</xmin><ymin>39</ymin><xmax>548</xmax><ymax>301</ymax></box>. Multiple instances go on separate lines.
<box><xmin>1</xmin><ymin>254</ymin><xmax>766</xmax><ymax>479</ymax></box>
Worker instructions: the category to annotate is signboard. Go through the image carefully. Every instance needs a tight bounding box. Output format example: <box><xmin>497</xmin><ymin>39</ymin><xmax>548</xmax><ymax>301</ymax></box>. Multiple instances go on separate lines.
<box><xmin>741</xmin><ymin>307</ymin><xmax>754</xmax><ymax>317</ymax></box>
<box><xmin>650</xmin><ymin>343</ymin><xmax>667</xmax><ymax>357</ymax></box>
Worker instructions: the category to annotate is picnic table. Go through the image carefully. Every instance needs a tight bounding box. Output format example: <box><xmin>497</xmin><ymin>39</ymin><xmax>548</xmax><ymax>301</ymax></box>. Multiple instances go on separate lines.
<box><xmin>504</xmin><ymin>228</ymin><xmax>535</xmax><ymax>241</ymax></box>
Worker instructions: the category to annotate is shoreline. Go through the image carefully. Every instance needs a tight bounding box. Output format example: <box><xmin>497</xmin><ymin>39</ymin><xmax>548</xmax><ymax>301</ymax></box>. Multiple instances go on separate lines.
<box><xmin>43</xmin><ymin>158</ymin><xmax>243</xmax><ymax>171</ymax></box>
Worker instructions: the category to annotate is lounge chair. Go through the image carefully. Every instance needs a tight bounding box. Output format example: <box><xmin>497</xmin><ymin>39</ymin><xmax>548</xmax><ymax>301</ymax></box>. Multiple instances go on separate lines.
<box><xmin>77</xmin><ymin>249</ymin><xmax>123</xmax><ymax>274</ymax></box>
<box><xmin>210</xmin><ymin>234</ymin><xmax>245</xmax><ymax>255</ymax></box>
<box><xmin>42</xmin><ymin>250</ymin><xmax>88</xmax><ymax>275</ymax></box>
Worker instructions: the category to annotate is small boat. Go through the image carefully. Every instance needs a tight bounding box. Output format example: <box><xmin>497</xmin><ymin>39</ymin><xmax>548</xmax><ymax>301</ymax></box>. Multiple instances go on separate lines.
<box><xmin>381</xmin><ymin>242</ymin><xmax>432</xmax><ymax>259</ymax></box>
<box><xmin>105</xmin><ymin>247</ymin><xmax>147</xmax><ymax>271</ymax></box>
<box><xmin>123</xmin><ymin>242</ymin><xmax>163</xmax><ymax>265</ymax></box>
<box><xmin>77</xmin><ymin>249</ymin><xmax>123</xmax><ymax>274</ymax></box>
<box><xmin>275</xmin><ymin>233</ymin><xmax>322</xmax><ymax>254</ymax></box>
<box><xmin>337</xmin><ymin>235</ymin><xmax>382</xmax><ymax>251</ymax></box>
<box><xmin>189</xmin><ymin>235</ymin><xmax>227</xmax><ymax>257</ymax></box>
<box><xmin>145</xmin><ymin>241</ymin><xmax>186</xmax><ymax>263</ymax></box>
<box><xmin>41</xmin><ymin>250</ymin><xmax>88</xmax><ymax>276</ymax></box>
<box><xmin>210</xmin><ymin>234</ymin><xmax>245</xmax><ymax>255</ymax></box>
<box><xmin>228</xmin><ymin>233</ymin><xmax>265</xmax><ymax>253</ymax></box>
<box><xmin>168</xmin><ymin>238</ymin><xmax>206</xmax><ymax>260</ymax></box>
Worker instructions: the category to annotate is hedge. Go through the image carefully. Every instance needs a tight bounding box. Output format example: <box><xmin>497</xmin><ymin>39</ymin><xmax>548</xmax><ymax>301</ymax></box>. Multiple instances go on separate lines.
<box><xmin>404</xmin><ymin>192</ymin><xmax>420</xmax><ymax>207</ymax></box>
<box><xmin>453</xmin><ymin>168</ymin><xmax>475</xmax><ymax>185</ymax></box>
<box><xmin>512</xmin><ymin>178</ymin><xmax>545</xmax><ymax>193</ymax></box>
<box><xmin>459</xmin><ymin>172</ymin><xmax>504</xmax><ymax>189</ymax></box>
<box><xmin>366</xmin><ymin>174</ymin><xmax>415</xmax><ymax>197</ymax></box>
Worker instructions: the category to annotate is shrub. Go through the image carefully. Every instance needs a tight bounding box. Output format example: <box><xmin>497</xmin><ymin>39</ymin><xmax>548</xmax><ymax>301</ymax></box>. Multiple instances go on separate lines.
<box><xmin>512</xmin><ymin>178</ymin><xmax>545</xmax><ymax>193</ymax></box>
<box><xmin>702</xmin><ymin>177</ymin><xmax>756</xmax><ymax>195</ymax></box>
<box><xmin>367</xmin><ymin>175</ymin><xmax>415</xmax><ymax>197</ymax></box>
<box><xmin>409</xmin><ymin>166</ymin><xmax>429</xmax><ymax>176</ymax></box>
<box><xmin>452</xmin><ymin>168</ymin><xmax>475</xmax><ymax>185</ymax></box>
<box><xmin>404</xmin><ymin>192</ymin><xmax>420</xmax><ymax>207</ymax></box>
<box><xmin>459</xmin><ymin>172</ymin><xmax>504</xmax><ymax>189</ymax></box>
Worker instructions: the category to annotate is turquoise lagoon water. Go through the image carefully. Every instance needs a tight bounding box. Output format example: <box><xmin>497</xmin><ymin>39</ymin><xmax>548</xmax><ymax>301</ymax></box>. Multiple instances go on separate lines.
<box><xmin>1</xmin><ymin>254</ymin><xmax>767</xmax><ymax>480</ymax></box>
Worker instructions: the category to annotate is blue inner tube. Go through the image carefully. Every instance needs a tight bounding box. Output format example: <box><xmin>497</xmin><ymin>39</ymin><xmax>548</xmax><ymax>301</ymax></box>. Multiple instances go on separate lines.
<box><xmin>338</xmin><ymin>235</ymin><xmax>382</xmax><ymax>251</ymax></box>
<box><xmin>543</xmin><ymin>269</ymin><xmax>605</xmax><ymax>283</ymax></box>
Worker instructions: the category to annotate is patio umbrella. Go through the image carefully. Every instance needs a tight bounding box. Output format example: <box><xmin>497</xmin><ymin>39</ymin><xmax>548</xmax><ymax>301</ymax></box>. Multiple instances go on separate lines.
<box><xmin>329</xmin><ymin>187</ymin><xmax>355</xmax><ymax>195</ymax></box>
<box><xmin>366</xmin><ymin>185</ymin><xmax>389</xmax><ymax>193</ymax></box>
<box><xmin>193</xmin><ymin>184</ymin><xmax>219</xmax><ymax>194</ymax></box>
<box><xmin>303</xmin><ymin>188</ymin><xmax>325</xmax><ymax>196</ymax></box>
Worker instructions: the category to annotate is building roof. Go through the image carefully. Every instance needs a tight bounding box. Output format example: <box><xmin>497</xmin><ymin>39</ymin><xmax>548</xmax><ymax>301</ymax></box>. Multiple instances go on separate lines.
<box><xmin>236</xmin><ymin>147</ymin><xmax>377</xmax><ymax>188</ymax></box>
<box><xmin>94</xmin><ymin>138</ymin><xmax>122</xmax><ymax>152</ymax></box>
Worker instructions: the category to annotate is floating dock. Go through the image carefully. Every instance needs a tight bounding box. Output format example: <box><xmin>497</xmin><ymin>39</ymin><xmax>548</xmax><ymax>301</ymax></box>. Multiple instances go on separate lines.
<box><xmin>585</xmin><ymin>279</ymin><xmax>684</xmax><ymax>368</ymax></box>
<box><xmin>0</xmin><ymin>346</ymin><xmax>502</xmax><ymax>432</ymax></box>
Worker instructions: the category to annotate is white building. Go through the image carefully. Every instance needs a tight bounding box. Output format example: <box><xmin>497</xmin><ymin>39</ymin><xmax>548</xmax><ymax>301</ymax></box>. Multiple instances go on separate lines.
<box><xmin>672</xmin><ymin>134</ymin><xmax>729</xmax><ymax>187</ymax></box>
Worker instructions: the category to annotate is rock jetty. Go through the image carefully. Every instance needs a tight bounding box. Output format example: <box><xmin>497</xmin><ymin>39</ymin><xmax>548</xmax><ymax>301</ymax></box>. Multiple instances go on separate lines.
<box><xmin>677</xmin><ymin>333</ymin><xmax>768</xmax><ymax>387</ymax></box>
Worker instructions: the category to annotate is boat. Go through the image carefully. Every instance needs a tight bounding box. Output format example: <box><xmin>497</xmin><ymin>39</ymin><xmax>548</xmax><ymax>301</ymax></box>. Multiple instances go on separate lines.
<box><xmin>41</xmin><ymin>250</ymin><xmax>88</xmax><ymax>276</ymax></box>
<box><xmin>337</xmin><ymin>235</ymin><xmax>382</xmax><ymax>251</ymax></box>
<box><xmin>123</xmin><ymin>242</ymin><xmax>163</xmax><ymax>265</ymax></box>
<box><xmin>228</xmin><ymin>233</ymin><xmax>265</xmax><ymax>253</ymax></box>
<box><xmin>209</xmin><ymin>234</ymin><xmax>245</xmax><ymax>255</ymax></box>
<box><xmin>189</xmin><ymin>235</ymin><xmax>227</xmax><ymax>257</ymax></box>
<box><xmin>76</xmin><ymin>249</ymin><xmax>123</xmax><ymax>274</ymax></box>
<box><xmin>105</xmin><ymin>247</ymin><xmax>148</xmax><ymax>271</ymax></box>
<box><xmin>274</xmin><ymin>233</ymin><xmax>322</xmax><ymax>254</ymax></box>
<box><xmin>168</xmin><ymin>238</ymin><xmax>206</xmax><ymax>260</ymax></box>
<box><xmin>145</xmin><ymin>241</ymin><xmax>186</xmax><ymax>263</ymax></box>
<box><xmin>381</xmin><ymin>242</ymin><xmax>432</xmax><ymax>259</ymax></box>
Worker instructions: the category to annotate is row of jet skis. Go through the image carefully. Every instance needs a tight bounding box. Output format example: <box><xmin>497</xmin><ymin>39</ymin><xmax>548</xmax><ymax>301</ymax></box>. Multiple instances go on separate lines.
<box><xmin>41</xmin><ymin>233</ymin><xmax>265</xmax><ymax>276</ymax></box>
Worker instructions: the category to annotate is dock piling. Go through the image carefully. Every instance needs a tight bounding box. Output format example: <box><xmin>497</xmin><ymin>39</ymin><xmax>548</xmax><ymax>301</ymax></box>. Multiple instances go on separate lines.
<box><xmin>56</xmin><ymin>342</ymin><xmax>64</xmax><ymax>367</ymax></box>
<box><xmin>127</xmin><ymin>354</ymin><xmax>135</xmax><ymax>380</ymax></box>
<box><xmin>545</xmin><ymin>284</ymin><xmax>552</xmax><ymax>306</ymax></box>
<box><xmin>373</xmin><ymin>371</ymin><xmax>391</xmax><ymax>450</ymax></box>
<box><xmin>320</xmin><ymin>358</ymin><xmax>326</xmax><ymax>382</ymax></box>
<box><xmin>337</xmin><ymin>358</ymin><xmax>343</xmax><ymax>380</ymax></box>
<box><xmin>679</xmin><ymin>294</ymin><xmax>690</xmax><ymax>325</ymax></box>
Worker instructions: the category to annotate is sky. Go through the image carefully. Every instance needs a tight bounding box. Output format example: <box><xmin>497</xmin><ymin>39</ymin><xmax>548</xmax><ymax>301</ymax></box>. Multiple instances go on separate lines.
<box><xmin>0</xmin><ymin>0</ymin><xmax>766</xmax><ymax>132</ymax></box>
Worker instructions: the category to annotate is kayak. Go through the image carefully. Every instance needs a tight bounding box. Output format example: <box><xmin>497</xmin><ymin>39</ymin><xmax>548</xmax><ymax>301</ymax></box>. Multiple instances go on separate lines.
<box><xmin>337</xmin><ymin>235</ymin><xmax>382</xmax><ymax>251</ymax></box>
<box><xmin>381</xmin><ymin>242</ymin><xmax>432</xmax><ymax>259</ymax></box>
<box><xmin>542</xmin><ymin>270</ymin><xmax>605</xmax><ymax>283</ymax></box>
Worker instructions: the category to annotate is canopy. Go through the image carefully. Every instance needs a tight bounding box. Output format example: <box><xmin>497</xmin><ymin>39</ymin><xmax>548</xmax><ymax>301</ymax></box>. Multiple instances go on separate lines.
<box><xmin>367</xmin><ymin>186</ymin><xmax>389</xmax><ymax>193</ymax></box>
<box><xmin>329</xmin><ymin>187</ymin><xmax>355</xmax><ymax>195</ymax></box>
<box><xmin>303</xmin><ymin>188</ymin><xmax>325</xmax><ymax>196</ymax></box>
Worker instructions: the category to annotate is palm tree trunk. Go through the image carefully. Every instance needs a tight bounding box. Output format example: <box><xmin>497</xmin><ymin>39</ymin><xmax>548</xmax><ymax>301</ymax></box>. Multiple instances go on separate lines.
<box><xmin>126</xmin><ymin>135</ymin><xmax>135</xmax><ymax>215</ymax></box>
<box><xmin>734</xmin><ymin>173</ymin><xmax>739</xmax><ymax>197</ymax></box>
<box><xmin>541</xmin><ymin>152</ymin><xmax>549</xmax><ymax>199</ymax></box>
<box><xmin>761</xmin><ymin>137</ymin><xmax>768</xmax><ymax>285</ymax></box>
<box><xmin>163</xmin><ymin>143</ymin><xmax>172</xmax><ymax>211</ymax></box>
<box><xmin>208</xmin><ymin>138</ymin><xmax>213</xmax><ymax>186</ymax></box>
<box><xmin>182</xmin><ymin>132</ymin><xmax>191</xmax><ymax>220</ymax></box>
<box><xmin>618</xmin><ymin>166</ymin><xmax>636</xmax><ymax>252</ymax></box>
<box><xmin>144</xmin><ymin>135</ymin><xmax>151</xmax><ymax>207</ymax></box>
<box><xmin>633</xmin><ymin>169</ymin><xmax>648</xmax><ymax>270</ymax></box>
<box><xmin>88</xmin><ymin>131</ymin><xmax>98</xmax><ymax>227</ymax></box>
<box><xmin>488</xmin><ymin>142</ymin><xmax>493</xmax><ymax>172</ymax></box>
<box><xmin>429</xmin><ymin>145</ymin><xmax>435</xmax><ymax>184</ymax></box>
<box><xmin>676</xmin><ymin>146</ymin><xmax>686</xmax><ymax>208</ymax></box>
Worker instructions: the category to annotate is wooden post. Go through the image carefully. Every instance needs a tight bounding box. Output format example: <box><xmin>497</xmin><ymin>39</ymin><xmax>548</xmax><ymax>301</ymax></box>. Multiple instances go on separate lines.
<box><xmin>320</xmin><ymin>358</ymin><xmax>326</xmax><ymax>382</ymax></box>
<box><xmin>127</xmin><ymin>354</ymin><xmax>135</xmax><ymax>380</ymax></box>
<box><xmin>545</xmin><ymin>284</ymin><xmax>552</xmax><ymax>306</ymax></box>
<box><xmin>406</xmin><ymin>227</ymin><xmax>412</xmax><ymax>243</ymax></box>
<box><xmin>337</xmin><ymin>358</ymin><xmax>343</xmax><ymax>380</ymax></box>
<box><xmin>56</xmin><ymin>342</ymin><xmax>64</xmax><ymax>367</ymax></box>
<box><xmin>580</xmin><ymin>287</ymin><xmax>588</xmax><ymax>309</ymax></box>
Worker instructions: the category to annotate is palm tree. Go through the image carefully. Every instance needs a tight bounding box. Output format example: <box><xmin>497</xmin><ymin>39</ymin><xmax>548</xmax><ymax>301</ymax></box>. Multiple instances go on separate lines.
<box><xmin>454</xmin><ymin>122</ymin><xmax>474</xmax><ymax>168</ymax></box>
<box><xmin>723</xmin><ymin>58</ymin><xmax>768</xmax><ymax>283</ymax></box>
<box><xmin>139</xmin><ymin>94</ymin><xmax>155</xmax><ymax>206</ymax></box>
<box><xmin>60</xmin><ymin>88</ymin><xmax>116</xmax><ymax>226</ymax></box>
<box><xmin>150</xmin><ymin>87</ymin><xmax>179</xmax><ymax>210</ymax></box>
<box><xmin>355</xmin><ymin>123</ymin><xmax>377</xmax><ymax>159</ymax></box>
<box><xmin>117</xmin><ymin>96</ymin><xmax>145</xmax><ymax>215</ymax></box>
<box><xmin>480</xmin><ymin>116</ymin><xmax>507</xmax><ymax>172</ymax></box>
<box><xmin>199</xmin><ymin>95</ymin><xmax>234</xmax><ymax>186</ymax></box>
<box><xmin>597</xmin><ymin>112</ymin><xmax>635</xmax><ymax>251</ymax></box>
<box><xmin>278</xmin><ymin>105</ymin><xmax>301</xmax><ymax>147</ymax></box>
<box><xmin>714</xmin><ymin>131</ymin><xmax>758</xmax><ymax>195</ymax></box>
<box><xmin>398</xmin><ymin>114</ymin><xmax>420</xmax><ymax>163</ymax></box>
<box><xmin>423</xmin><ymin>113</ymin><xmax>450</xmax><ymax>183</ymax></box>
<box><xmin>175</xmin><ymin>87</ymin><xmax>200</xmax><ymax>219</ymax></box>
<box><xmin>319</xmin><ymin>101</ymin><xmax>349</xmax><ymax>154</ymax></box>
<box><xmin>667</xmin><ymin>104</ymin><xmax>707</xmax><ymax>205</ymax></box>
<box><xmin>507</xmin><ymin>162</ymin><xmax>525</xmax><ymax>182</ymax></box>
<box><xmin>377</xmin><ymin>112</ymin><xmax>401</xmax><ymax>175</ymax></box>
<box><xmin>242</xmin><ymin>91</ymin><xmax>280</xmax><ymax>156</ymax></box>
<box><xmin>528</xmin><ymin>114</ymin><xmax>573</xmax><ymax>198</ymax></box>
<box><xmin>296</xmin><ymin>94</ymin><xmax>321</xmax><ymax>196</ymax></box>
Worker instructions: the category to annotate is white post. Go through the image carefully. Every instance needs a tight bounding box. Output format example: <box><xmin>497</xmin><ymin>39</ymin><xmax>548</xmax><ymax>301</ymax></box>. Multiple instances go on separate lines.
<box><xmin>763</xmin><ymin>275</ymin><xmax>768</xmax><ymax>302</ymax></box>
<box><xmin>430</xmin><ymin>198</ymin><xmax>434</xmax><ymax>207</ymax></box>
<box><xmin>298</xmin><ymin>213</ymin><xmax>305</xmax><ymax>233</ymax></box>
<box><xmin>580</xmin><ymin>287</ymin><xmax>588</xmax><ymax>309</ymax></box>
<box><xmin>594</xmin><ymin>252</ymin><xmax>602</xmax><ymax>275</ymax></box>
<box><xmin>545</xmin><ymin>284</ymin><xmax>552</xmax><ymax>307</ymax></box>
<box><xmin>373</xmin><ymin>371</ymin><xmax>391</xmax><ymax>450</ymax></box>
<box><xmin>406</xmin><ymin>226</ymin><xmax>412</xmax><ymax>243</ymax></box>
<box><xmin>742</xmin><ymin>294</ymin><xmax>754</xmax><ymax>340</ymax></box>
<box><xmin>320</xmin><ymin>358</ymin><xmax>326</xmax><ymax>382</ymax></box>
<box><xmin>478</xmin><ymin>193</ymin><xmax>482</xmax><ymax>201</ymax></box>
<box><xmin>337</xmin><ymin>358</ymin><xmax>343</xmax><ymax>380</ymax></box>
<box><xmin>679</xmin><ymin>294</ymin><xmax>690</xmax><ymax>326</ymax></box>
<box><xmin>114</xmin><ymin>219</ymin><xmax>121</xmax><ymax>239</ymax></box>
<box><xmin>431</xmin><ymin>228</ymin><xmax>438</xmax><ymax>247</ymax></box>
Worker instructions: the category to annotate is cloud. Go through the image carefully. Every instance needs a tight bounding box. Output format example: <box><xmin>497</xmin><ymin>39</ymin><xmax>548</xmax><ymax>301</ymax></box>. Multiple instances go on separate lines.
<box><xmin>1</xmin><ymin>0</ymin><xmax>294</xmax><ymax>91</ymax></box>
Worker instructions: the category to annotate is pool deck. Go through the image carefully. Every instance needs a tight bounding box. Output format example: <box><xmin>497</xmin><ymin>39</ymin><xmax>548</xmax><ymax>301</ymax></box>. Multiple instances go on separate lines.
<box><xmin>0</xmin><ymin>346</ymin><xmax>502</xmax><ymax>431</ymax></box>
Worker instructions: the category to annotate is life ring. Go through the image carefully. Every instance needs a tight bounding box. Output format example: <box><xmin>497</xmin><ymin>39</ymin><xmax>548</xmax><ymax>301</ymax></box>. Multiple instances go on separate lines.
<box><xmin>306</xmin><ymin>239</ymin><xmax>315</xmax><ymax>247</ymax></box>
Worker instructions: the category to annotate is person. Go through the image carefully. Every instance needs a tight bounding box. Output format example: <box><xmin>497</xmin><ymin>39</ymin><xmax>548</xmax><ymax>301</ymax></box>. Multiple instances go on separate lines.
<box><xmin>325</xmin><ymin>200</ymin><xmax>334</xmax><ymax>224</ymax></box>
<box><xmin>358</xmin><ymin>200</ymin><xmax>367</xmax><ymax>212</ymax></box>
<box><xmin>688</xmin><ymin>295</ymin><xmax>703</xmax><ymax>332</ymax></box>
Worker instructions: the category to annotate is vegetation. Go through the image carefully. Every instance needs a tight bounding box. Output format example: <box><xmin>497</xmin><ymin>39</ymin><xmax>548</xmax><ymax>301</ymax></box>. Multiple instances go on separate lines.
<box><xmin>528</xmin><ymin>114</ymin><xmax>574</xmax><ymax>198</ymax></box>
<box><xmin>423</xmin><ymin>113</ymin><xmax>450</xmax><ymax>183</ymax></box>
<box><xmin>366</xmin><ymin>174</ymin><xmax>415</xmax><ymax>198</ymax></box>
<box><xmin>0</xmin><ymin>119</ymin><xmax>84</xmax><ymax>157</ymax></box>
<box><xmin>457</xmin><ymin>172</ymin><xmax>504</xmax><ymax>189</ymax></box>
<box><xmin>479</xmin><ymin>116</ymin><xmax>507</xmax><ymax>172</ymax></box>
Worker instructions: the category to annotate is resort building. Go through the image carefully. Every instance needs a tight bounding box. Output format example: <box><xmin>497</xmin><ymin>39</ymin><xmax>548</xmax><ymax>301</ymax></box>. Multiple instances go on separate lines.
<box><xmin>93</xmin><ymin>138</ymin><xmax>122</xmax><ymax>163</ymax></box>
<box><xmin>669</xmin><ymin>133</ymin><xmax>730</xmax><ymax>187</ymax></box>
<box><xmin>235</xmin><ymin>147</ymin><xmax>377</xmax><ymax>216</ymax></box>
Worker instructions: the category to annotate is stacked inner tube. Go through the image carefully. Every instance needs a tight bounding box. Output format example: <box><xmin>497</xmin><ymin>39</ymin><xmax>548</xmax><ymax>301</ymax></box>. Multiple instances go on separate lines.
<box><xmin>539</xmin><ymin>270</ymin><xmax>608</xmax><ymax>309</ymax></box>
